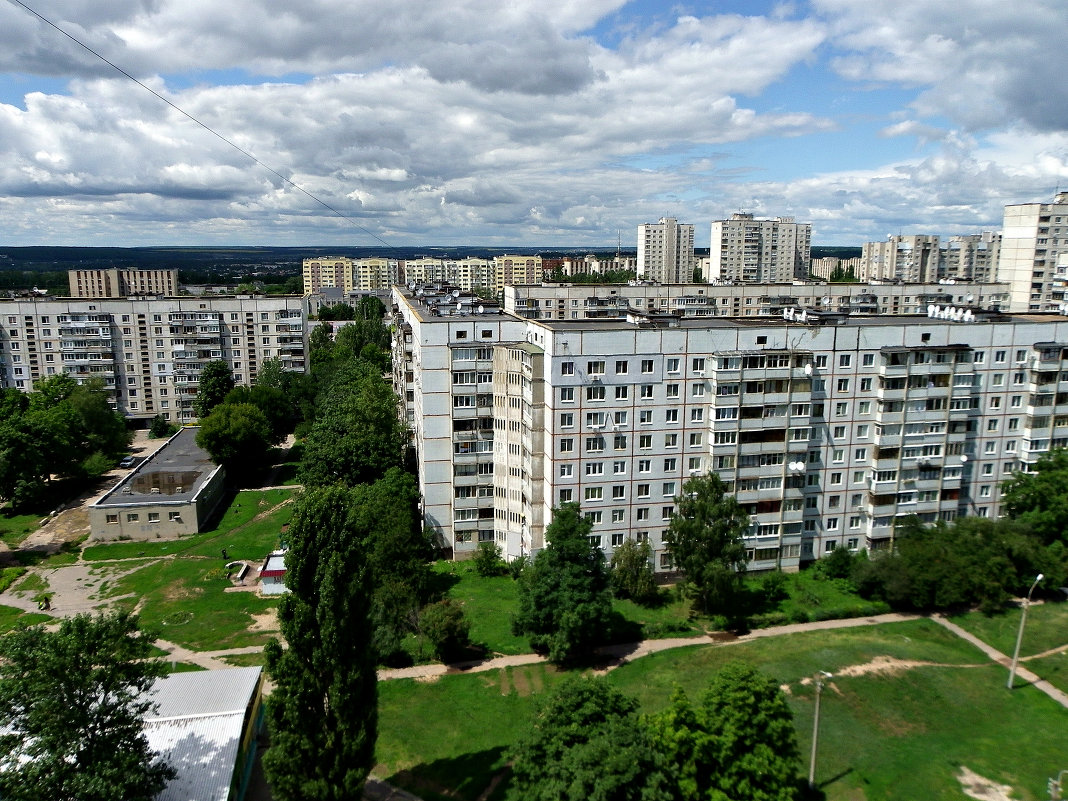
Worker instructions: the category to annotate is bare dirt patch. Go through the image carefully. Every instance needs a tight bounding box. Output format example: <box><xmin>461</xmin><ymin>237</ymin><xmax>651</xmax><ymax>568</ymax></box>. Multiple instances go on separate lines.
<box><xmin>248</xmin><ymin>609</ymin><xmax>278</xmax><ymax>632</ymax></box>
<box><xmin>511</xmin><ymin>667</ymin><xmax>531</xmax><ymax>697</ymax></box>
<box><xmin>498</xmin><ymin>668</ymin><xmax>510</xmax><ymax>696</ymax></box>
<box><xmin>956</xmin><ymin>766</ymin><xmax>1015</xmax><ymax>801</ymax></box>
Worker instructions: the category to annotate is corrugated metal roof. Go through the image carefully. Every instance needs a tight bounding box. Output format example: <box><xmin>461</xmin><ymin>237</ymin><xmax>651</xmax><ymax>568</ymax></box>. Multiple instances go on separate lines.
<box><xmin>145</xmin><ymin>712</ymin><xmax>246</xmax><ymax>801</ymax></box>
<box><xmin>146</xmin><ymin>666</ymin><xmax>261</xmax><ymax>720</ymax></box>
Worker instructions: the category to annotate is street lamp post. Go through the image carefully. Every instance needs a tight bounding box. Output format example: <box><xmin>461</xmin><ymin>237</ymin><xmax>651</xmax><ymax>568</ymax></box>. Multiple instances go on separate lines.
<box><xmin>808</xmin><ymin>671</ymin><xmax>833</xmax><ymax>790</ymax></box>
<box><xmin>1007</xmin><ymin>573</ymin><xmax>1043</xmax><ymax>690</ymax></box>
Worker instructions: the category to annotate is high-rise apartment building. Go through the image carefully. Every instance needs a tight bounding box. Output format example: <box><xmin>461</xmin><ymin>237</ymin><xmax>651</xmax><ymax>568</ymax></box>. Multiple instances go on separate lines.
<box><xmin>69</xmin><ymin>269</ymin><xmax>179</xmax><ymax>298</ymax></box>
<box><xmin>709</xmin><ymin>214</ymin><xmax>811</xmax><ymax>283</ymax></box>
<box><xmin>354</xmin><ymin>258</ymin><xmax>400</xmax><ymax>292</ymax></box>
<box><xmin>859</xmin><ymin>236</ymin><xmax>941</xmax><ymax>283</ymax></box>
<box><xmin>394</xmin><ymin>284</ymin><xmax>1066</xmax><ymax>572</ymax></box>
<box><xmin>637</xmin><ymin>218</ymin><xmax>695</xmax><ymax>284</ymax></box>
<box><xmin>302</xmin><ymin>256</ymin><xmax>355</xmax><ymax>295</ymax></box>
<box><xmin>493</xmin><ymin>255</ymin><xmax>543</xmax><ymax>294</ymax></box>
<box><xmin>0</xmin><ymin>296</ymin><xmax>305</xmax><ymax>421</ymax></box>
<box><xmin>944</xmin><ymin>233</ymin><xmax>1001</xmax><ymax>283</ymax></box>
<box><xmin>998</xmin><ymin>193</ymin><xmax>1068</xmax><ymax>311</ymax></box>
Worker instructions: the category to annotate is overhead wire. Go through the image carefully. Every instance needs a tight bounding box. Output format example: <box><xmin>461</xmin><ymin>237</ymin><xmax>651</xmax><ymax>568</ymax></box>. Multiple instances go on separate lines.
<box><xmin>5</xmin><ymin>0</ymin><xmax>395</xmax><ymax>248</ymax></box>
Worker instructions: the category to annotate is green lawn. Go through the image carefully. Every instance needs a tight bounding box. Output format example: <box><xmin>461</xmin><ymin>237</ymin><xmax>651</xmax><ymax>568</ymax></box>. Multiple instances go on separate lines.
<box><xmin>949</xmin><ymin>602</ymin><xmax>1068</xmax><ymax>658</ymax></box>
<box><xmin>105</xmin><ymin>558</ymin><xmax>279</xmax><ymax>651</ymax></box>
<box><xmin>0</xmin><ymin>604</ymin><xmax>52</xmax><ymax>634</ymax></box>
<box><xmin>0</xmin><ymin>508</ymin><xmax>42</xmax><ymax>548</ymax></box>
<box><xmin>82</xmin><ymin>488</ymin><xmax>294</xmax><ymax>562</ymax></box>
<box><xmin>377</xmin><ymin>619</ymin><xmax>1067</xmax><ymax>801</ymax></box>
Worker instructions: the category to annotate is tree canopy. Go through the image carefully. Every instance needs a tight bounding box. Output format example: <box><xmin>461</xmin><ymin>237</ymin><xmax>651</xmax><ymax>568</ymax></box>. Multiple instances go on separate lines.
<box><xmin>663</xmin><ymin>473</ymin><xmax>749</xmax><ymax>616</ymax></box>
<box><xmin>0</xmin><ymin>611</ymin><xmax>174</xmax><ymax>801</ymax></box>
<box><xmin>191</xmin><ymin>360</ymin><xmax>235</xmax><ymax>419</ymax></box>
<box><xmin>1001</xmin><ymin>448</ymin><xmax>1068</xmax><ymax>545</ymax></box>
<box><xmin>196</xmin><ymin>402</ymin><xmax>274</xmax><ymax>485</ymax></box>
<box><xmin>0</xmin><ymin>376</ymin><xmax>131</xmax><ymax>508</ymax></box>
<box><xmin>512</xmin><ymin>504</ymin><xmax>612</xmax><ymax>664</ymax></box>
<box><xmin>647</xmin><ymin>662</ymin><xmax>802</xmax><ymax>801</ymax></box>
<box><xmin>264</xmin><ymin>485</ymin><xmax>378</xmax><ymax>801</ymax></box>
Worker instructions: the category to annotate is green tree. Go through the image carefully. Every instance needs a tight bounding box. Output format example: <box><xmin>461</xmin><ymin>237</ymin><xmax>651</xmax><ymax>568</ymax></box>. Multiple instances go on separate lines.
<box><xmin>648</xmin><ymin>662</ymin><xmax>802</xmax><ymax>801</ymax></box>
<box><xmin>149</xmin><ymin>413</ymin><xmax>177</xmax><ymax>439</ymax></box>
<box><xmin>299</xmin><ymin>365</ymin><xmax>406</xmax><ymax>487</ymax></box>
<box><xmin>610</xmin><ymin>537</ymin><xmax>659</xmax><ymax>604</ymax></box>
<box><xmin>1002</xmin><ymin>448</ymin><xmax>1068</xmax><ymax>544</ymax></box>
<box><xmin>263</xmin><ymin>485</ymin><xmax>378</xmax><ymax>801</ymax></box>
<box><xmin>419</xmin><ymin>599</ymin><xmax>471</xmax><ymax>662</ymax></box>
<box><xmin>511</xmin><ymin>675</ymin><xmax>673</xmax><ymax>801</ymax></box>
<box><xmin>196</xmin><ymin>403</ymin><xmax>273</xmax><ymax>485</ymax></box>
<box><xmin>512</xmin><ymin>504</ymin><xmax>612</xmax><ymax>664</ymax></box>
<box><xmin>473</xmin><ymin>541</ymin><xmax>505</xmax><ymax>576</ymax></box>
<box><xmin>663</xmin><ymin>474</ymin><xmax>749</xmax><ymax>616</ymax></box>
<box><xmin>225</xmin><ymin>384</ymin><xmax>291</xmax><ymax>442</ymax></box>
<box><xmin>0</xmin><ymin>611</ymin><xmax>175</xmax><ymax>801</ymax></box>
<box><xmin>192</xmin><ymin>360</ymin><xmax>235</xmax><ymax>419</ymax></box>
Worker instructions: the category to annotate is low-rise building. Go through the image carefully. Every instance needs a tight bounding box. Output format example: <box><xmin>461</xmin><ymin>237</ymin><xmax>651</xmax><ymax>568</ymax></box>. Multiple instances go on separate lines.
<box><xmin>88</xmin><ymin>428</ymin><xmax>225</xmax><ymax>542</ymax></box>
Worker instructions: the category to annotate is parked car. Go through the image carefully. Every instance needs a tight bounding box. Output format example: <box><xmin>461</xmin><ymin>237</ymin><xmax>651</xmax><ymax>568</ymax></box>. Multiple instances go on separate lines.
<box><xmin>119</xmin><ymin>456</ymin><xmax>136</xmax><ymax>468</ymax></box>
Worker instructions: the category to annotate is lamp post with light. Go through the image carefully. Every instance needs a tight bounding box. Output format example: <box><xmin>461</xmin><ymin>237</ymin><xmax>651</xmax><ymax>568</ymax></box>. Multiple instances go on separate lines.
<box><xmin>1007</xmin><ymin>573</ymin><xmax>1043</xmax><ymax>690</ymax></box>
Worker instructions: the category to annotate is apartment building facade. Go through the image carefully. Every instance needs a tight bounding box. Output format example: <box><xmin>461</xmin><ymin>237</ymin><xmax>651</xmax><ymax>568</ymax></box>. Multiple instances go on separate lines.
<box><xmin>999</xmin><ymin>193</ymin><xmax>1068</xmax><ymax>311</ymax></box>
<box><xmin>69</xmin><ymin>268</ymin><xmax>179</xmax><ymax>298</ymax></box>
<box><xmin>0</xmin><ymin>295</ymin><xmax>305</xmax><ymax>421</ymax></box>
<box><xmin>394</xmin><ymin>284</ymin><xmax>1068</xmax><ymax>573</ymax></box>
<box><xmin>859</xmin><ymin>236</ymin><xmax>941</xmax><ymax>283</ymax></box>
<box><xmin>503</xmin><ymin>281</ymin><xmax>1009</xmax><ymax>321</ymax></box>
<box><xmin>637</xmin><ymin>218</ymin><xmax>695</xmax><ymax>284</ymax></box>
<box><xmin>302</xmin><ymin>256</ymin><xmax>356</xmax><ymax>294</ymax></box>
<box><xmin>709</xmin><ymin>214</ymin><xmax>811</xmax><ymax>283</ymax></box>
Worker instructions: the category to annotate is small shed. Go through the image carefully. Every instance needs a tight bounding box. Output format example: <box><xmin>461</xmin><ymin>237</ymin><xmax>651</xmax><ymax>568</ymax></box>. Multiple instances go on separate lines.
<box><xmin>259</xmin><ymin>550</ymin><xmax>288</xmax><ymax>595</ymax></box>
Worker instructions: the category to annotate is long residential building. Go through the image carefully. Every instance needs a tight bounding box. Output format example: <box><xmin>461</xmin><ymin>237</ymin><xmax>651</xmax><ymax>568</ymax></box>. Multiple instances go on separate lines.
<box><xmin>0</xmin><ymin>295</ymin><xmax>305</xmax><ymax>422</ymax></box>
<box><xmin>503</xmin><ymin>281</ymin><xmax>1009</xmax><ymax>320</ymax></box>
<box><xmin>69</xmin><ymin>268</ymin><xmax>179</xmax><ymax>298</ymax></box>
<box><xmin>394</xmin><ymin>284</ymin><xmax>1068</xmax><ymax>573</ymax></box>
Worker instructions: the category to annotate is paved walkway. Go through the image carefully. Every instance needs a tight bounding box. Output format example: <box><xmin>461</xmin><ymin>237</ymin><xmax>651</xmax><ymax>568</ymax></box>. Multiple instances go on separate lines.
<box><xmin>930</xmin><ymin>614</ymin><xmax>1068</xmax><ymax>708</ymax></box>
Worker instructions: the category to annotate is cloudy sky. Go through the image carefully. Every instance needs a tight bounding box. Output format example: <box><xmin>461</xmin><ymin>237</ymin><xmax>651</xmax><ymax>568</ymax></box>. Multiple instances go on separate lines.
<box><xmin>0</xmin><ymin>0</ymin><xmax>1065</xmax><ymax>248</ymax></box>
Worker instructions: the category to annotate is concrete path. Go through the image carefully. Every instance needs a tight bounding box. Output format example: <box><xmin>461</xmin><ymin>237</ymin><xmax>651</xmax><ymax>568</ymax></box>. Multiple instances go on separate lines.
<box><xmin>930</xmin><ymin>614</ymin><xmax>1068</xmax><ymax>709</ymax></box>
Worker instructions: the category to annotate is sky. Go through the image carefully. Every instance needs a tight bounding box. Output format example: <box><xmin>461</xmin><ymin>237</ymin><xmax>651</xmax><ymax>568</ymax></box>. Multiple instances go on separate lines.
<box><xmin>0</xmin><ymin>0</ymin><xmax>1065</xmax><ymax>248</ymax></box>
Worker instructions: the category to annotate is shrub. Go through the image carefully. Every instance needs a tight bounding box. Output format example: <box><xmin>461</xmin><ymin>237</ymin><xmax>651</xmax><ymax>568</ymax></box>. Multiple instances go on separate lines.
<box><xmin>420</xmin><ymin>599</ymin><xmax>471</xmax><ymax>662</ymax></box>
<box><xmin>760</xmin><ymin>571</ymin><xmax>790</xmax><ymax>605</ymax></box>
<box><xmin>473</xmin><ymin>542</ymin><xmax>505</xmax><ymax>577</ymax></box>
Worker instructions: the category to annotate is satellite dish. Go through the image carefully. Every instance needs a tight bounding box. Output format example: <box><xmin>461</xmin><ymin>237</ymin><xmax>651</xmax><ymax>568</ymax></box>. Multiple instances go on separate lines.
<box><xmin>477</xmin><ymin>305</ymin><xmax>484</xmax><ymax>314</ymax></box>
<box><xmin>965</xmin><ymin>294</ymin><xmax>974</xmax><ymax>303</ymax></box>
<box><xmin>960</xmin><ymin>455</ymin><xmax>968</xmax><ymax>463</ymax></box>
<box><xmin>456</xmin><ymin>302</ymin><xmax>463</xmax><ymax>311</ymax></box>
<box><xmin>453</xmin><ymin>290</ymin><xmax>461</xmax><ymax>298</ymax></box>
<box><xmin>822</xmin><ymin>296</ymin><xmax>831</xmax><ymax>306</ymax></box>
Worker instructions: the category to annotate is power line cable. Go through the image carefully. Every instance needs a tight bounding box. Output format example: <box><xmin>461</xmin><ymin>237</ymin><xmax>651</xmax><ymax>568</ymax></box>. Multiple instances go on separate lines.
<box><xmin>6</xmin><ymin>0</ymin><xmax>395</xmax><ymax>248</ymax></box>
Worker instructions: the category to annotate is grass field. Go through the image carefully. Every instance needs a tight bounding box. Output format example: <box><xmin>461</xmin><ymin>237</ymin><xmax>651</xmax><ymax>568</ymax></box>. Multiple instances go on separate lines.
<box><xmin>949</xmin><ymin>601</ymin><xmax>1068</xmax><ymax>658</ymax></box>
<box><xmin>0</xmin><ymin>508</ymin><xmax>42</xmax><ymax>548</ymax></box>
<box><xmin>0</xmin><ymin>604</ymin><xmax>52</xmax><ymax>634</ymax></box>
<box><xmin>377</xmin><ymin>619</ymin><xmax>1067</xmax><ymax>801</ymax></box>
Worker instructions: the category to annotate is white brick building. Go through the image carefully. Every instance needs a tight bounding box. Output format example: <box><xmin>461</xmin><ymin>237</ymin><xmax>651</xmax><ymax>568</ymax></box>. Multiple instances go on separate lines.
<box><xmin>637</xmin><ymin>218</ymin><xmax>695</xmax><ymax>284</ymax></box>
<box><xmin>709</xmin><ymin>214</ymin><xmax>811</xmax><ymax>283</ymax></box>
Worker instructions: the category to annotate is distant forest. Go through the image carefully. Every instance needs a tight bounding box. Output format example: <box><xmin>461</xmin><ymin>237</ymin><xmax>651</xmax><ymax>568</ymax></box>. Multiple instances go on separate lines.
<box><xmin>0</xmin><ymin>244</ymin><xmax>862</xmax><ymax>293</ymax></box>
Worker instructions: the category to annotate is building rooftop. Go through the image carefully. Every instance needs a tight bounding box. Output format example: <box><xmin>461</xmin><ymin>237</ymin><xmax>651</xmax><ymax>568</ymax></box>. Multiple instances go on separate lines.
<box><xmin>94</xmin><ymin>427</ymin><xmax>220</xmax><ymax>508</ymax></box>
<box><xmin>143</xmin><ymin>667</ymin><xmax>262</xmax><ymax>801</ymax></box>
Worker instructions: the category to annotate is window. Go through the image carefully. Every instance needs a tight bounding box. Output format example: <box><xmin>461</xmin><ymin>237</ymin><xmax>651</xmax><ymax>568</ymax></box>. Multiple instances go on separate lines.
<box><xmin>615</xmin><ymin>385</ymin><xmax>629</xmax><ymax>400</ymax></box>
<box><xmin>587</xmin><ymin>360</ymin><xmax>605</xmax><ymax>376</ymax></box>
<box><xmin>612</xmin><ymin>485</ymin><xmax>626</xmax><ymax>500</ymax></box>
<box><xmin>560</xmin><ymin>438</ymin><xmax>574</xmax><ymax>453</ymax></box>
<box><xmin>692</xmin><ymin>384</ymin><xmax>705</xmax><ymax>397</ymax></box>
<box><xmin>612</xmin><ymin>532</ymin><xmax>625</xmax><ymax>545</ymax></box>
<box><xmin>639</xmin><ymin>460</ymin><xmax>651</xmax><ymax>473</ymax></box>
<box><xmin>833</xmin><ymin>425</ymin><xmax>846</xmax><ymax>439</ymax></box>
<box><xmin>661</xmin><ymin>507</ymin><xmax>674</xmax><ymax>521</ymax></box>
<box><xmin>690</xmin><ymin>408</ymin><xmax>704</xmax><ymax>423</ymax></box>
<box><xmin>835</xmin><ymin>402</ymin><xmax>848</xmax><ymax>416</ymax></box>
<box><xmin>815</xmin><ymin>355</ymin><xmax>828</xmax><ymax>368</ymax></box>
<box><xmin>839</xmin><ymin>354</ymin><xmax>852</xmax><ymax>367</ymax></box>
<box><xmin>561</xmin><ymin>361</ymin><xmax>575</xmax><ymax>375</ymax></box>
<box><xmin>858</xmin><ymin>401</ymin><xmax>872</xmax><ymax>414</ymax></box>
<box><xmin>854</xmin><ymin>448</ymin><xmax>867</xmax><ymax>462</ymax></box>
<box><xmin>106</xmin><ymin>514</ymin><xmax>118</xmax><ymax>524</ymax></box>
<box><xmin>826</xmin><ymin>518</ymin><xmax>839</xmax><ymax>531</ymax></box>
<box><xmin>830</xmin><ymin>472</ymin><xmax>843</xmax><ymax>485</ymax></box>
<box><xmin>559</xmin><ymin>464</ymin><xmax>573</xmax><ymax>477</ymax></box>
<box><xmin>611</xmin><ymin>510</ymin><xmax>625</xmax><ymax>523</ymax></box>
<box><xmin>639</xmin><ymin>435</ymin><xmax>652</xmax><ymax>449</ymax></box>
<box><xmin>665</xmin><ymin>433</ymin><xmax>678</xmax><ymax>447</ymax></box>
<box><xmin>613</xmin><ymin>461</ymin><xmax>626</xmax><ymax>474</ymax></box>
<box><xmin>640</xmin><ymin>384</ymin><xmax>653</xmax><ymax>399</ymax></box>
<box><xmin>665</xmin><ymin>409</ymin><xmax>679</xmax><ymax>423</ymax></box>
<box><xmin>833</xmin><ymin>449</ymin><xmax>844</xmax><ymax>463</ymax></box>
<box><xmin>862</xmin><ymin>353</ymin><xmax>875</xmax><ymax>366</ymax></box>
<box><xmin>586</xmin><ymin>436</ymin><xmax>605</xmax><ymax>452</ymax></box>
<box><xmin>692</xmin><ymin>357</ymin><xmax>706</xmax><ymax>373</ymax></box>
<box><xmin>585</xmin><ymin>462</ymin><xmax>604</xmax><ymax>476</ymax></box>
<box><xmin>662</xmin><ymin>481</ymin><xmax>676</xmax><ymax>497</ymax></box>
<box><xmin>860</xmin><ymin>378</ymin><xmax>872</xmax><ymax>392</ymax></box>
<box><xmin>126</xmin><ymin>513</ymin><xmax>139</xmax><ymax>523</ymax></box>
<box><xmin>561</xmin><ymin>387</ymin><xmax>575</xmax><ymax>402</ymax></box>
<box><xmin>667</xmin><ymin>358</ymin><xmax>680</xmax><ymax>373</ymax></box>
<box><xmin>586</xmin><ymin>386</ymin><xmax>605</xmax><ymax>401</ymax></box>
<box><xmin>641</xmin><ymin>359</ymin><xmax>654</xmax><ymax>373</ymax></box>
<box><xmin>663</xmin><ymin>458</ymin><xmax>677</xmax><ymax>471</ymax></box>
<box><xmin>148</xmin><ymin>512</ymin><xmax>159</xmax><ymax>523</ymax></box>
<box><xmin>615</xmin><ymin>360</ymin><xmax>628</xmax><ymax>375</ymax></box>
<box><xmin>560</xmin><ymin>412</ymin><xmax>574</xmax><ymax>427</ymax></box>
<box><xmin>636</xmin><ymin>507</ymin><xmax>649</xmax><ymax>520</ymax></box>
<box><xmin>666</xmin><ymin>384</ymin><xmax>680</xmax><ymax>398</ymax></box>
<box><xmin>639</xmin><ymin>410</ymin><xmax>653</xmax><ymax>424</ymax></box>
<box><xmin>584</xmin><ymin>487</ymin><xmax>603</xmax><ymax>501</ymax></box>
<box><xmin>168</xmin><ymin>511</ymin><xmax>181</xmax><ymax>521</ymax></box>
<box><xmin>837</xmin><ymin>379</ymin><xmax>850</xmax><ymax>392</ymax></box>
<box><xmin>689</xmin><ymin>432</ymin><xmax>703</xmax><ymax>447</ymax></box>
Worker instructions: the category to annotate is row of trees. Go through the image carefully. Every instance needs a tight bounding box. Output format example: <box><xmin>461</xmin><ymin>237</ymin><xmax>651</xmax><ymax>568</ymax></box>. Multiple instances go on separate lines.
<box><xmin>0</xmin><ymin>375</ymin><xmax>131</xmax><ymax>509</ymax></box>
<box><xmin>511</xmin><ymin>665</ymin><xmax>803</xmax><ymax>801</ymax></box>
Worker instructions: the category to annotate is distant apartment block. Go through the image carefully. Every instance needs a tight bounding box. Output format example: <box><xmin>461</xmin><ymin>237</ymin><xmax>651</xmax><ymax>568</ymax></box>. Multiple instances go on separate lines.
<box><xmin>0</xmin><ymin>295</ymin><xmax>305</xmax><ymax>421</ymax></box>
<box><xmin>503</xmin><ymin>281</ymin><xmax>1008</xmax><ymax>321</ymax></box>
<box><xmin>999</xmin><ymin>193</ymin><xmax>1068</xmax><ymax>311</ymax></box>
<box><xmin>354</xmin><ymin>258</ymin><xmax>400</xmax><ymax>291</ymax></box>
<box><xmin>810</xmin><ymin>257</ymin><xmax>861</xmax><ymax>281</ymax></box>
<box><xmin>493</xmin><ymin>255</ymin><xmax>544</xmax><ymax>294</ymax></box>
<box><xmin>709</xmin><ymin>214</ymin><xmax>811</xmax><ymax>283</ymax></box>
<box><xmin>945</xmin><ymin>233</ymin><xmax>1001</xmax><ymax>283</ymax></box>
<box><xmin>860</xmin><ymin>236</ymin><xmax>941</xmax><ymax>283</ymax></box>
<box><xmin>69</xmin><ymin>268</ymin><xmax>179</xmax><ymax>298</ymax></box>
<box><xmin>637</xmin><ymin>218</ymin><xmax>695</xmax><ymax>284</ymax></box>
<box><xmin>401</xmin><ymin>257</ymin><xmax>496</xmax><ymax>294</ymax></box>
<box><xmin>302</xmin><ymin>256</ymin><xmax>355</xmax><ymax>294</ymax></box>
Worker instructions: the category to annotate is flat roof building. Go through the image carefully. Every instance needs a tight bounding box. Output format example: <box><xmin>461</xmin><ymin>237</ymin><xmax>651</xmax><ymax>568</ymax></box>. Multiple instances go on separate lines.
<box><xmin>89</xmin><ymin>428</ymin><xmax>226</xmax><ymax>541</ymax></box>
